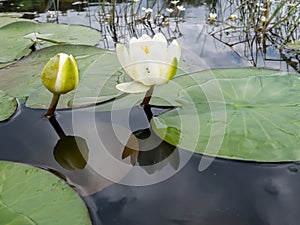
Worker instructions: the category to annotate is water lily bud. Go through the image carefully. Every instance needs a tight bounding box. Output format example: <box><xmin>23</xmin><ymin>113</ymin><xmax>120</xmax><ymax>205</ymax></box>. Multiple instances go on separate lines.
<box><xmin>42</xmin><ymin>53</ymin><xmax>79</xmax><ymax>95</ymax></box>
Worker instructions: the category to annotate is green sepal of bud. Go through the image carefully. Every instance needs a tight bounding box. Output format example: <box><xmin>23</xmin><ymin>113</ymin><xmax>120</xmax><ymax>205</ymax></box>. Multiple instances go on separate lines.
<box><xmin>41</xmin><ymin>53</ymin><xmax>79</xmax><ymax>95</ymax></box>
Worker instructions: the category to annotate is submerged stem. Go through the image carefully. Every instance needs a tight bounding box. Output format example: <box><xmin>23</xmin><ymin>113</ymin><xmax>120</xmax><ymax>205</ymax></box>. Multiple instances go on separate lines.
<box><xmin>45</xmin><ymin>94</ymin><xmax>60</xmax><ymax>117</ymax></box>
<box><xmin>140</xmin><ymin>86</ymin><xmax>154</xmax><ymax>106</ymax></box>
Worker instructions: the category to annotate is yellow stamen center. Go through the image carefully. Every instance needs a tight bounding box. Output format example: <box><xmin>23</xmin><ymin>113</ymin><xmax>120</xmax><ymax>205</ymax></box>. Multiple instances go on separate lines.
<box><xmin>143</xmin><ymin>45</ymin><xmax>150</xmax><ymax>54</ymax></box>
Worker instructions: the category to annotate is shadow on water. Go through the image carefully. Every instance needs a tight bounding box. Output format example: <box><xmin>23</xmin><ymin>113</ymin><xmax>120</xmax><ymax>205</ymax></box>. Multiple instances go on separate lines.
<box><xmin>1</xmin><ymin>105</ymin><xmax>300</xmax><ymax>225</ymax></box>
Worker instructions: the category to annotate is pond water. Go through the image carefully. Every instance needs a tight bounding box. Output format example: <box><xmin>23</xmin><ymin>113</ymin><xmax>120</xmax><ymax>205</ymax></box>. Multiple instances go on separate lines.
<box><xmin>3</xmin><ymin>103</ymin><xmax>300</xmax><ymax>225</ymax></box>
<box><xmin>0</xmin><ymin>0</ymin><xmax>300</xmax><ymax>225</ymax></box>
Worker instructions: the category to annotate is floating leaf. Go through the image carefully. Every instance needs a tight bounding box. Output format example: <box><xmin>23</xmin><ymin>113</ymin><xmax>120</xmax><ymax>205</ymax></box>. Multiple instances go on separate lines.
<box><xmin>151</xmin><ymin>68</ymin><xmax>300</xmax><ymax>162</ymax></box>
<box><xmin>94</xmin><ymin>67</ymin><xmax>278</xmax><ymax>112</ymax></box>
<box><xmin>0</xmin><ymin>44</ymin><xmax>122</xmax><ymax>109</ymax></box>
<box><xmin>0</xmin><ymin>14</ymin><xmax>28</xmax><ymax>28</ymax></box>
<box><xmin>0</xmin><ymin>20</ymin><xmax>100</xmax><ymax>63</ymax></box>
<box><xmin>0</xmin><ymin>90</ymin><xmax>17</xmax><ymax>122</ymax></box>
<box><xmin>0</xmin><ymin>160</ymin><xmax>92</xmax><ymax>225</ymax></box>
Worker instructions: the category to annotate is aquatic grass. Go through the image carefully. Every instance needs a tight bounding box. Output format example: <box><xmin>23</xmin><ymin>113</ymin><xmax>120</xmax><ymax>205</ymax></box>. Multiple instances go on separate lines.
<box><xmin>90</xmin><ymin>0</ymin><xmax>184</xmax><ymax>48</ymax></box>
<box><xmin>207</xmin><ymin>0</ymin><xmax>299</xmax><ymax>71</ymax></box>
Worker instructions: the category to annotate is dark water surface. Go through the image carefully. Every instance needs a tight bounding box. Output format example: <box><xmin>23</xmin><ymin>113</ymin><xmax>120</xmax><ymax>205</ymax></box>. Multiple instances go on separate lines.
<box><xmin>1</xmin><ymin>104</ymin><xmax>300</xmax><ymax>225</ymax></box>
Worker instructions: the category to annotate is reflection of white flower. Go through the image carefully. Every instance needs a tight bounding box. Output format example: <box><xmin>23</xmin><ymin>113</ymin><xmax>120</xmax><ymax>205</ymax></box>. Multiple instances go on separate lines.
<box><xmin>142</xmin><ymin>7</ymin><xmax>153</xmax><ymax>13</ymax></box>
<box><xmin>260</xmin><ymin>16</ymin><xmax>266</xmax><ymax>22</ymax></box>
<box><xmin>166</xmin><ymin>8</ymin><xmax>174</xmax><ymax>13</ymax></box>
<box><xmin>47</xmin><ymin>10</ymin><xmax>56</xmax><ymax>18</ymax></box>
<box><xmin>116</xmin><ymin>33</ymin><xmax>181</xmax><ymax>93</ymax></box>
<box><xmin>133</xmin><ymin>0</ymin><xmax>139</xmax><ymax>2</ymax></box>
<box><xmin>209</xmin><ymin>13</ymin><xmax>217</xmax><ymax>21</ymax></box>
<box><xmin>171</xmin><ymin>0</ymin><xmax>180</xmax><ymax>5</ymax></box>
<box><xmin>229</xmin><ymin>14</ymin><xmax>238</xmax><ymax>20</ymax></box>
<box><xmin>177</xmin><ymin>5</ymin><xmax>185</xmax><ymax>11</ymax></box>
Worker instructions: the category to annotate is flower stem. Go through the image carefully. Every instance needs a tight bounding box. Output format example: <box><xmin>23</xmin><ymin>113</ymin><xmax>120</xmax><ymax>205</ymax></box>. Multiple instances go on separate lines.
<box><xmin>45</xmin><ymin>94</ymin><xmax>60</xmax><ymax>117</ymax></box>
<box><xmin>141</xmin><ymin>86</ymin><xmax>154</xmax><ymax>106</ymax></box>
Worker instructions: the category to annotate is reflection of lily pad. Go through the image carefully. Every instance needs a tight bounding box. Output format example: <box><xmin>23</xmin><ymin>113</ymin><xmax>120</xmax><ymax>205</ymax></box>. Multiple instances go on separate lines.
<box><xmin>0</xmin><ymin>160</ymin><xmax>92</xmax><ymax>225</ymax></box>
<box><xmin>0</xmin><ymin>20</ymin><xmax>100</xmax><ymax>63</ymax></box>
<box><xmin>0</xmin><ymin>90</ymin><xmax>17</xmax><ymax>122</ymax></box>
<box><xmin>0</xmin><ymin>44</ymin><xmax>122</xmax><ymax>109</ymax></box>
<box><xmin>151</xmin><ymin>68</ymin><xmax>300</xmax><ymax>162</ymax></box>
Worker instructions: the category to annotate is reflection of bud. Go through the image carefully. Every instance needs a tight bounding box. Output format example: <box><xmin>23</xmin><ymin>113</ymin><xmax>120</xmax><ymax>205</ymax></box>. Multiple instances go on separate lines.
<box><xmin>54</xmin><ymin>136</ymin><xmax>89</xmax><ymax>170</ymax></box>
<box><xmin>42</xmin><ymin>53</ymin><xmax>79</xmax><ymax>95</ymax></box>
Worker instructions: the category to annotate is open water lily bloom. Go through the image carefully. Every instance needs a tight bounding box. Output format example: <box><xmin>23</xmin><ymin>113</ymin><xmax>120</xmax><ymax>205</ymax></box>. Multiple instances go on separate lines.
<box><xmin>116</xmin><ymin>33</ymin><xmax>181</xmax><ymax>93</ymax></box>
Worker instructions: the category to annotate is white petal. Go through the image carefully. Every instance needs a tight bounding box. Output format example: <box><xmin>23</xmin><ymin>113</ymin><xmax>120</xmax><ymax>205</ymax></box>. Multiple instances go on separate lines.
<box><xmin>167</xmin><ymin>39</ymin><xmax>181</xmax><ymax>62</ymax></box>
<box><xmin>135</xmin><ymin>62</ymin><xmax>161</xmax><ymax>85</ymax></box>
<box><xmin>149</xmin><ymin>33</ymin><xmax>168</xmax><ymax>63</ymax></box>
<box><xmin>116</xmin><ymin>43</ymin><xmax>130</xmax><ymax>69</ymax></box>
<box><xmin>116</xmin><ymin>81</ymin><xmax>151</xmax><ymax>93</ymax></box>
<box><xmin>140</xmin><ymin>76</ymin><xmax>166</xmax><ymax>86</ymax></box>
<box><xmin>138</xmin><ymin>34</ymin><xmax>152</xmax><ymax>42</ymax></box>
<box><xmin>129</xmin><ymin>37</ymin><xmax>138</xmax><ymax>44</ymax></box>
<box><xmin>116</xmin><ymin>43</ymin><xmax>138</xmax><ymax>80</ymax></box>
<box><xmin>160</xmin><ymin>39</ymin><xmax>180</xmax><ymax>80</ymax></box>
<box><xmin>153</xmin><ymin>33</ymin><xmax>167</xmax><ymax>43</ymax></box>
<box><xmin>130</xmin><ymin>35</ymin><xmax>152</xmax><ymax>61</ymax></box>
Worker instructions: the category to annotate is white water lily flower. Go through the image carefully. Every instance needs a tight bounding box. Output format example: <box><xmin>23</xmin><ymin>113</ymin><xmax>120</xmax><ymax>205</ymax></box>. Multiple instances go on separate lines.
<box><xmin>42</xmin><ymin>53</ymin><xmax>79</xmax><ymax>94</ymax></box>
<box><xmin>142</xmin><ymin>7</ymin><xmax>153</xmax><ymax>13</ymax></box>
<box><xmin>209</xmin><ymin>13</ymin><xmax>217</xmax><ymax>21</ymax></box>
<box><xmin>260</xmin><ymin>15</ymin><xmax>266</xmax><ymax>22</ymax></box>
<box><xmin>116</xmin><ymin>33</ymin><xmax>181</xmax><ymax>93</ymax></box>
<box><xmin>171</xmin><ymin>0</ymin><xmax>180</xmax><ymax>5</ymax></box>
<box><xmin>166</xmin><ymin>8</ymin><xmax>174</xmax><ymax>13</ymax></box>
<box><xmin>229</xmin><ymin>14</ymin><xmax>238</xmax><ymax>20</ymax></box>
<box><xmin>177</xmin><ymin>5</ymin><xmax>185</xmax><ymax>11</ymax></box>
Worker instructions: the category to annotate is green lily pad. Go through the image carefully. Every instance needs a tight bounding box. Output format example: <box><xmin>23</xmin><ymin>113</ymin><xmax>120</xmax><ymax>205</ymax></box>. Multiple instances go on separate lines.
<box><xmin>0</xmin><ymin>90</ymin><xmax>17</xmax><ymax>122</ymax></box>
<box><xmin>0</xmin><ymin>20</ymin><xmax>101</xmax><ymax>63</ymax></box>
<box><xmin>94</xmin><ymin>67</ymin><xmax>279</xmax><ymax>112</ymax></box>
<box><xmin>151</xmin><ymin>68</ymin><xmax>300</xmax><ymax>162</ymax></box>
<box><xmin>0</xmin><ymin>14</ymin><xmax>28</xmax><ymax>28</ymax></box>
<box><xmin>0</xmin><ymin>160</ymin><xmax>91</xmax><ymax>225</ymax></box>
<box><xmin>286</xmin><ymin>40</ymin><xmax>300</xmax><ymax>50</ymax></box>
<box><xmin>0</xmin><ymin>44</ymin><xmax>122</xmax><ymax>109</ymax></box>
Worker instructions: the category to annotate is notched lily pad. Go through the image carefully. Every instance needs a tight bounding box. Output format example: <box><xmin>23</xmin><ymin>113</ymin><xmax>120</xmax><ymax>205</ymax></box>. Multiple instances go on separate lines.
<box><xmin>151</xmin><ymin>68</ymin><xmax>300</xmax><ymax>162</ymax></box>
<box><xmin>0</xmin><ymin>90</ymin><xmax>17</xmax><ymax>122</ymax></box>
<box><xmin>0</xmin><ymin>20</ymin><xmax>101</xmax><ymax>63</ymax></box>
<box><xmin>0</xmin><ymin>160</ymin><xmax>92</xmax><ymax>225</ymax></box>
